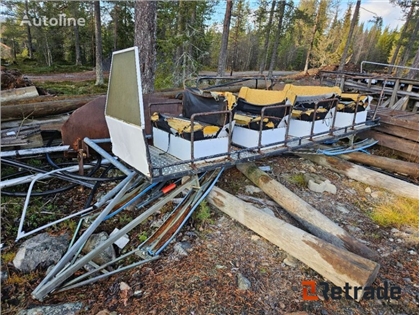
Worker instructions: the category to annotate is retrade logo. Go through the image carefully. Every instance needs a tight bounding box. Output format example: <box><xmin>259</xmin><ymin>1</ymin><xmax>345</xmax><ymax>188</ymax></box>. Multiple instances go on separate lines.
<box><xmin>302</xmin><ymin>280</ymin><xmax>318</xmax><ymax>301</ymax></box>
<box><xmin>302</xmin><ymin>280</ymin><xmax>401</xmax><ymax>301</ymax></box>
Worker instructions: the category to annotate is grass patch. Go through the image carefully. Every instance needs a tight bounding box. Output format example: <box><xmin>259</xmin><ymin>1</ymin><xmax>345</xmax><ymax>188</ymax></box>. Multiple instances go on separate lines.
<box><xmin>287</xmin><ymin>173</ymin><xmax>306</xmax><ymax>187</ymax></box>
<box><xmin>10</xmin><ymin>59</ymin><xmax>93</xmax><ymax>74</ymax></box>
<box><xmin>1</xmin><ymin>252</ymin><xmax>16</xmax><ymax>264</ymax></box>
<box><xmin>370</xmin><ymin>196</ymin><xmax>419</xmax><ymax>229</ymax></box>
<box><xmin>37</xmin><ymin>80</ymin><xmax>108</xmax><ymax>95</ymax></box>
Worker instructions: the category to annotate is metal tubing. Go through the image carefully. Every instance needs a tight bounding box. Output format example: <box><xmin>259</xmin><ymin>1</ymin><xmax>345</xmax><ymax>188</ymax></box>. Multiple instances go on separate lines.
<box><xmin>0</xmin><ymin>145</ymin><xmax>70</xmax><ymax>158</ymax></box>
<box><xmin>32</xmin><ymin>173</ymin><xmax>136</xmax><ymax>301</ymax></box>
<box><xmin>360</xmin><ymin>61</ymin><xmax>419</xmax><ymax>73</ymax></box>
<box><xmin>16</xmin><ymin>165</ymin><xmax>102</xmax><ymax>241</ymax></box>
<box><xmin>154</xmin><ymin>168</ymin><xmax>223</xmax><ymax>255</ymax></box>
<box><xmin>83</xmin><ymin>137</ymin><xmax>132</xmax><ymax>175</ymax></box>
<box><xmin>32</xmin><ymin>174</ymin><xmax>192</xmax><ymax>301</ymax></box>
<box><xmin>58</xmin><ymin>256</ymin><xmax>160</xmax><ymax>292</ymax></box>
<box><xmin>0</xmin><ymin>165</ymin><xmax>94</xmax><ymax>189</ymax></box>
<box><xmin>103</xmin><ymin>182</ymin><xmax>158</xmax><ymax>220</ymax></box>
<box><xmin>1</xmin><ymin>159</ymin><xmax>95</xmax><ymax>189</ymax></box>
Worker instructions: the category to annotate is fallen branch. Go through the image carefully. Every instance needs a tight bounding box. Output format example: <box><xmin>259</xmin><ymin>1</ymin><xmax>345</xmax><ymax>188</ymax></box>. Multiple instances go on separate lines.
<box><xmin>236</xmin><ymin>163</ymin><xmax>379</xmax><ymax>261</ymax></box>
<box><xmin>207</xmin><ymin>186</ymin><xmax>380</xmax><ymax>301</ymax></box>
<box><xmin>297</xmin><ymin>154</ymin><xmax>419</xmax><ymax>200</ymax></box>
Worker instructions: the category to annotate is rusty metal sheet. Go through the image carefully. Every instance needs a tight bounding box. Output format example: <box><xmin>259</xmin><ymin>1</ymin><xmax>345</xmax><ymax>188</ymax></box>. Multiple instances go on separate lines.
<box><xmin>61</xmin><ymin>96</ymin><xmax>110</xmax><ymax>151</ymax></box>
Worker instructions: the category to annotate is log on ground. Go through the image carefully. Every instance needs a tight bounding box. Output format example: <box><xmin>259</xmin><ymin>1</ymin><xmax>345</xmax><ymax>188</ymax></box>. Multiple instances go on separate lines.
<box><xmin>237</xmin><ymin>163</ymin><xmax>379</xmax><ymax>261</ymax></box>
<box><xmin>298</xmin><ymin>154</ymin><xmax>419</xmax><ymax>200</ymax></box>
<box><xmin>207</xmin><ymin>186</ymin><xmax>380</xmax><ymax>301</ymax></box>
<box><xmin>338</xmin><ymin>151</ymin><xmax>419</xmax><ymax>179</ymax></box>
<box><xmin>1</xmin><ymin>95</ymin><xmax>99</xmax><ymax>121</ymax></box>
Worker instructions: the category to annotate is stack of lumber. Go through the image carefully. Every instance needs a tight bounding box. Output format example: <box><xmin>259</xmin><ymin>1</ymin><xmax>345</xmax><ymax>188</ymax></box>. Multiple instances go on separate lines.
<box><xmin>360</xmin><ymin>106</ymin><xmax>419</xmax><ymax>162</ymax></box>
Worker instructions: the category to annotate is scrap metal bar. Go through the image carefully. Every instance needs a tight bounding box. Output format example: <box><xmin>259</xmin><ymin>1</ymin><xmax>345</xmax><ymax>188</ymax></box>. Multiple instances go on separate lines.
<box><xmin>360</xmin><ymin>61</ymin><xmax>419</xmax><ymax>73</ymax></box>
<box><xmin>32</xmin><ymin>172</ymin><xmax>136</xmax><ymax>301</ymax></box>
<box><xmin>0</xmin><ymin>145</ymin><xmax>70</xmax><ymax>158</ymax></box>
<box><xmin>58</xmin><ymin>256</ymin><xmax>160</xmax><ymax>292</ymax></box>
<box><xmin>0</xmin><ymin>165</ymin><xmax>94</xmax><ymax>189</ymax></box>
<box><xmin>83</xmin><ymin>137</ymin><xmax>132</xmax><ymax>176</ymax></box>
<box><xmin>1</xmin><ymin>158</ymin><xmax>96</xmax><ymax>189</ymax></box>
<box><xmin>32</xmin><ymin>174</ymin><xmax>194</xmax><ymax>301</ymax></box>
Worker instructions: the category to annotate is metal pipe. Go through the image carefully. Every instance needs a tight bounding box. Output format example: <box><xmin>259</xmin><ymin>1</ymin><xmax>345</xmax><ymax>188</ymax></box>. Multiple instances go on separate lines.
<box><xmin>1</xmin><ymin>159</ymin><xmax>95</xmax><ymax>189</ymax></box>
<box><xmin>16</xmin><ymin>165</ymin><xmax>106</xmax><ymax>241</ymax></box>
<box><xmin>32</xmin><ymin>174</ymin><xmax>192</xmax><ymax>301</ymax></box>
<box><xmin>83</xmin><ymin>137</ymin><xmax>132</xmax><ymax>175</ymax></box>
<box><xmin>0</xmin><ymin>145</ymin><xmax>70</xmax><ymax>158</ymax></box>
<box><xmin>0</xmin><ymin>165</ymin><xmax>94</xmax><ymax>189</ymax></box>
<box><xmin>360</xmin><ymin>61</ymin><xmax>419</xmax><ymax>74</ymax></box>
<box><xmin>32</xmin><ymin>172</ymin><xmax>136</xmax><ymax>301</ymax></box>
<box><xmin>58</xmin><ymin>256</ymin><xmax>160</xmax><ymax>292</ymax></box>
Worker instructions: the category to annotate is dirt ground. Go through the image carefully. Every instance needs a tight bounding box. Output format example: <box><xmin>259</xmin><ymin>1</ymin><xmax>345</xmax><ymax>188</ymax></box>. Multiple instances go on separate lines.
<box><xmin>1</xmin><ymin>154</ymin><xmax>418</xmax><ymax>315</ymax></box>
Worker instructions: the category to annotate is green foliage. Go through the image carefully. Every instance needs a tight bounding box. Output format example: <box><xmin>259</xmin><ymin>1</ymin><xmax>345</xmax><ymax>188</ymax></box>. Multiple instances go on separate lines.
<box><xmin>193</xmin><ymin>200</ymin><xmax>213</xmax><ymax>228</ymax></box>
<box><xmin>1</xmin><ymin>252</ymin><xmax>16</xmax><ymax>264</ymax></box>
<box><xmin>138</xmin><ymin>231</ymin><xmax>148</xmax><ymax>243</ymax></box>
<box><xmin>37</xmin><ymin>80</ymin><xmax>108</xmax><ymax>95</ymax></box>
<box><xmin>288</xmin><ymin>173</ymin><xmax>306</xmax><ymax>187</ymax></box>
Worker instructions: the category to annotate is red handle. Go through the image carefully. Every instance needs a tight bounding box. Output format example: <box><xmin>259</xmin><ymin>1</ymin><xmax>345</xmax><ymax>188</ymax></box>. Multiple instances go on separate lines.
<box><xmin>161</xmin><ymin>182</ymin><xmax>176</xmax><ymax>194</ymax></box>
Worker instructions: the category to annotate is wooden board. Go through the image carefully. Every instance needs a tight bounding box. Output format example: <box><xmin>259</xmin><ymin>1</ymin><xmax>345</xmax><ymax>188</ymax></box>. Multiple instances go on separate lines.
<box><xmin>373</xmin><ymin>124</ymin><xmax>419</xmax><ymax>142</ymax></box>
<box><xmin>360</xmin><ymin>130</ymin><xmax>419</xmax><ymax>157</ymax></box>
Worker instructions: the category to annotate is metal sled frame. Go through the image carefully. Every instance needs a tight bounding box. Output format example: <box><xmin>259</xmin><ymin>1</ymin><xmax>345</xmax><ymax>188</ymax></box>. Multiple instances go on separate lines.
<box><xmin>101</xmin><ymin>48</ymin><xmax>378</xmax><ymax>183</ymax></box>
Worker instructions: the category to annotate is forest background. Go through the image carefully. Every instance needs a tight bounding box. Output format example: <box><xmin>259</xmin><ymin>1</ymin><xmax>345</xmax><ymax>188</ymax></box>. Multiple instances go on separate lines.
<box><xmin>0</xmin><ymin>0</ymin><xmax>418</xmax><ymax>92</ymax></box>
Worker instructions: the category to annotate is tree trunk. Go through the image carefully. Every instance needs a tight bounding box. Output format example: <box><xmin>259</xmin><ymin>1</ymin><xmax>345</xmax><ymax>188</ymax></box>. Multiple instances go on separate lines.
<box><xmin>94</xmin><ymin>1</ymin><xmax>104</xmax><ymax>85</ymax></box>
<box><xmin>113</xmin><ymin>3</ymin><xmax>119</xmax><ymax>51</ymax></box>
<box><xmin>24</xmin><ymin>0</ymin><xmax>33</xmax><ymax>59</ymax></box>
<box><xmin>74</xmin><ymin>24</ymin><xmax>82</xmax><ymax>66</ymax></box>
<box><xmin>337</xmin><ymin>151</ymin><xmax>419</xmax><ymax>179</ymax></box>
<box><xmin>338</xmin><ymin>0</ymin><xmax>360</xmax><ymax>71</ymax></box>
<box><xmin>207</xmin><ymin>186</ymin><xmax>380</xmax><ymax>301</ymax></box>
<box><xmin>0</xmin><ymin>96</ymin><xmax>99</xmax><ymax>122</ymax></box>
<box><xmin>134</xmin><ymin>0</ymin><xmax>158</xmax><ymax>94</ymax></box>
<box><xmin>407</xmin><ymin>49</ymin><xmax>419</xmax><ymax>79</ymax></box>
<box><xmin>258</xmin><ymin>0</ymin><xmax>276</xmax><ymax>74</ymax></box>
<box><xmin>388</xmin><ymin>2</ymin><xmax>415</xmax><ymax>74</ymax></box>
<box><xmin>72</xmin><ymin>2</ymin><xmax>82</xmax><ymax>66</ymax></box>
<box><xmin>217</xmin><ymin>0</ymin><xmax>233</xmax><ymax>77</ymax></box>
<box><xmin>268</xmin><ymin>0</ymin><xmax>286</xmax><ymax>79</ymax></box>
<box><xmin>396</xmin><ymin>17</ymin><xmax>419</xmax><ymax>77</ymax></box>
<box><xmin>304</xmin><ymin>0</ymin><xmax>322</xmax><ymax>73</ymax></box>
<box><xmin>236</xmin><ymin>163</ymin><xmax>379</xmax><ymax>261</ymax></box>
<box><xmin>298</xmin><ymin>154</ymin><xmax>419</xmax><ymax>200</ymax></box>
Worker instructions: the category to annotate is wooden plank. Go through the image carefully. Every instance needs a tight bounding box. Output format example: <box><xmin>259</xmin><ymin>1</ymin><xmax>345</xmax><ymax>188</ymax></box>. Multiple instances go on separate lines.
<box><xmin>0</xmin><ymin>86</ymin><xmax>39</xmax><ymax>102</ymax></box>
<box><xmin>298</xmin><ymin>154</ymin><xmax>419</xmax><ymax>200</ymax></box>
<box><xmin>236</xmin><ymin>163</ymin><xmax>379</xmax><ymax>261</ymax></box>
<box><xmin>373</xmin><ymin>114</ymin><xmax>419</xmax><ymax>131</ymax></box>
<box><xmin>373</xmin><ymin>123</ymin><xmax>419</xmax><ymax>142</ymax></box>
<box><xmin>207</xmin><ymin>186</ymin><xmax>380</xmax><ymax>301</ymax></box>
<box><xmin>360</xmin><ymin>130</ymin><xmax>419</xmax><ymax>157</ymax></box>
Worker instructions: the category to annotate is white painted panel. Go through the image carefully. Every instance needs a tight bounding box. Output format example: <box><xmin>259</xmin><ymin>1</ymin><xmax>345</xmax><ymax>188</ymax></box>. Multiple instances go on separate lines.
<box><xmin>287</xmin><ymin>116</ymin><xmax>334</xmax><ymax>138</ymax></box>
<box><xmin>106</xmin><ymin>116</ymin><xmax>150</xmax><ymax>177</ymax></box>
<box><xmin>153</xmin><ymin>127</ymin><xmax>230</xmax><ymax>162</ymax></box>
<box><xmin>333</xmin><ymin>109</ymin><xmax>368</xmax><ymax>128</ymax></box>
<box><xmin>232</xmin><ymin>126</ymin><xmax>286</xmax><ymax>149</ymax></box>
